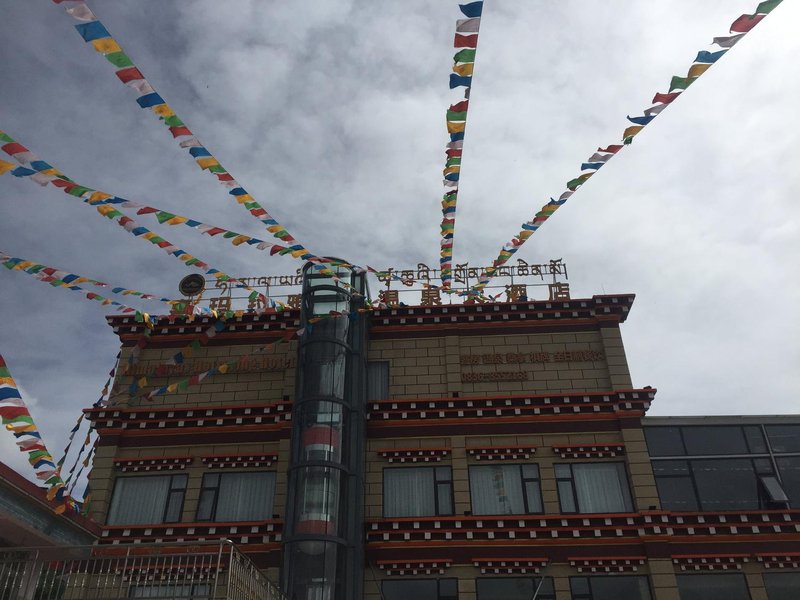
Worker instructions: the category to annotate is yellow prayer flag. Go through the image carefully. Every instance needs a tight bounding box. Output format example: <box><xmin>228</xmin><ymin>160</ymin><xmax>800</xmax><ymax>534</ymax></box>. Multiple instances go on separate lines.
<box><xmin>141</xmin><ymin>232</ymin><xmax>157</xmax><ymax>241</ymax></box>
<box><xmin>267</xmin><ymin>225</ymin><xmax>283</xmax><ymax>233</ymax></box>
<box><xmin>0</xmin><ymin>377</ymin><xmax>15</xmax><ymax>386</ymax></box>
<box><xmin>180</xmin><ymin>254</ymin><xmax>195</xmax><ymax>262</ymax></box>
<box><xmin>231</xmin><ymin>235</ymin><xmax>250</xmax><ymax>246</ymax></box>
<box><xmin>166</xmin><ymin>216</ymin><xmax>188</xmax><ymax>225</ymax></box>
<box><xmin>234</xmin><ymin>194</ymin><xmax>253</xmax><ymax>204</ymax></box>
<box><xmin>687</xmin><ymin>63</ymin><xmax>712</xmax><ymax>78</ymax></box>
<box><xmin>13</xmin><ymin>261</ymin><xmax>34</xmax><ymax>270</ymax></box>
<box><xmin>453</xmin><ymin>63</ymin><xmax>474</xmax><ymax>77</ymax></box>
<box><xmin>89</xmin><ymin>191</ymin><xmax>113</xmax><ymax>204</ymax></box>
<box><xmin>218</xmin><ymin>364</ymin><xmax>229</xmax><ymax>374</ymax></box>
<box><xmin>96</xmin><ymin>205</ymin><xmax>118</xmax><ymax>217</ymax></box>
<box><xmin>167</xmin><ymin>383</ymin><xmax>178</xmax><ymax>393</ymax></box>
<box><xmin>91</xmin><ymin>38</ymin><xmax>122</xmax><ymax>54</ymax></box>
<box><xmin>443</xmin><ymin>165</ymin><xmax>461</xmax><ymax>176</ymax></box>
<box><xmin>0</xmin><ymin>160</ymin><xmax>16</xmax><ymax>175</ymax></box>
<box><xmin>152</xmin><ymin>104</ymin><xmax>175</xmax><ymax>117</ymax></box>
<box><xmin>291</xmin><ymin>249</ymin><xmax>307</xmax><ymax>258</ymax></box>
<box><xmin>196</xmin><ymin>157</ymin><xmax>219</xmax><ymax>169</ymax></box>
<box><xmin>623</xmin><ymin>125</ymin><xmax>644</xmax><ymax>139</ymax></box>
<box><xmin>447</xmin><ymin>121</ymin><xmax>467</xmax><ymax>134</ymax></box>
<box><xmin>40</xmin><ymin>168</ymin><xmax>59</xmax><ymax>176</ymax></box>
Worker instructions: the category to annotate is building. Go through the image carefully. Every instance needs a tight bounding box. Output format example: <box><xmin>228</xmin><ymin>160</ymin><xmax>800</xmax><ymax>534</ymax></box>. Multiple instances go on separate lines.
<box><xmin>10</xmin><ymin>263</ymin><xmax>798</xmax><ymax>599</ymax></box>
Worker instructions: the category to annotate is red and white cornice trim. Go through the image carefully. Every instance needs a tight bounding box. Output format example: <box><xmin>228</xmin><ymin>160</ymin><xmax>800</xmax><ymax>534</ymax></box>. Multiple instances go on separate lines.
<box><xmin>113</xmin><ymin>456</ymin><xmax>193</xmax><ymax>472</ymax></box>
<box><xmin>377</xmin><ymin>447</ymin><xmax>451</xmax><ymax>463</ymax></box>
<box><xmin>200</xmin><ymin>453</ymin><xmax>278</xmax><ymax>469</ymax></box>
<box><xmin>672</xmin><ymin>554</ymin><xmax>750</xmax><ymax>571</ymax></box>
<box><xmin>467</xmin><ymin>446</ymin><xmax>537</xmax><ymax>460</ymax></box>
<box><xmin>377</xmin><ymin>559</ymin><xmax>452</xmax><ymax>576</ymax></box>
<box><xmin>570</xmin><ymin>556</ymin><xmax>646</xmax><ymax>573</ymax></box>
<box><xmin>473</xmin><ymin>557</ymin><xmax>548</xmax><ymax>574</ymax></box>
<box><xmin>552</xmin><ymin>444</ymin><xmax>625</xmax><ymax>459</ymax></box>
<box><xmin>757</xmin><ymin>553</ymin><xmax>800</xmax><ymax>569</ymax></box>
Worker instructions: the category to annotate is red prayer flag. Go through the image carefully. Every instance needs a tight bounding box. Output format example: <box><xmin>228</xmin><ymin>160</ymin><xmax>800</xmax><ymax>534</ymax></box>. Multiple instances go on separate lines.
<box><xmin>450</xmin><ymin>100</ymin><xmax>469</xmax><ymax>112</ymax></box>
<box><xmin>446</xmin><ymin>149</ymin><xmax>463</xmax><ymax>157</ymax></box>
<box><xmin>270</xmin><ymin>246</ymin><xmax>282</xmax><ymax>256</ymax></box>
<box><xmin>205</xmin><ymin>227</ymin><xmax>225</xmax><ymax>236</ymax></box>
<box><xmin>115</xmin><ymin>66</ymin><xmax>145</xmax><ymax>83</ymax></box>
<box><xmin>652</xmin><ymin>92</ymin><xmax>681</xmax><ymax>104</ymax></box>
<box><xmin>730</xmin><ymin>13</ymin><xmax>765</xmax><ymax>33</ymax></box>
<box><xmin>169</xmin><ymin>126</ymin><xmax>192</xmax><ymax>138</ymax></box>
<box><xmin>136</xmin><ymin>207</ymin><xmax>158</xmax><ymax>215</ymax></box>
<box><xmin>1</xmin><ymin>142</ymin><xmax>29</xmax><ymax>155</ymax></box>
<box><xmin>250</xmin><ymin>208</ymin><xmax>267</xmax><ymax>217</ymax></box>
<box><xmin>156</xmin><ymin>241</ymin><xmax>171</xmax><ymax>248</ymax></box>
<box><xmin>0</xmin><ymin>406</ymin><xmax>30</xmax><ymax>419</ymax></box>
<box><xmin>216</xmin><ymin>173</ymin><xmax>234</xmax><ymax>181</ymax></box>
<box><xmin>597</xmin><ymin>145</ymin><xmax>623</xmax><ymax>154</ymax></box>
<box><xmin>454</xmin><ymin>33</ymin><xmax>478</xmax><ymax>48</ymax></box>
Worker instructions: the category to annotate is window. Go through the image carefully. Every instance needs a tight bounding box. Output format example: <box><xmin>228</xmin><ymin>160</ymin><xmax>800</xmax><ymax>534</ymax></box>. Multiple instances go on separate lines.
<box><xmin>653</xmin><ymin>457</ymin><xmax>787</xmax><ymax>511</ymax></box>
<box><xmin>384</xmin><ymin>467</ymin><xmax>453</xmax><ymax>517</ymax></box>
<box><xmin>469</xmin><ymin>465</ymin><xmax>542</xmax><ymax>515</ymax></box>
<box><xmin>196</xmin><ymin>472</ymin><xmax>276</xmax><ymax>522</ymax></box>
<box><xmin>645</xmin><ymin>425</ymin><xmax>769</xmax><ymax>457</ymax></box>
<box><xmin>383</xmin><ymin>579</ymin><xmax>458</xmax><ymax>600</ymax></box>
<box><xmin>555</xmin><ymin>463</ymin><xmax>633</xmax><ymax>513</ymax></box>
<box><xmin>676</xmin><ymin>574</ymin><xmax>751</xmax><ymax>600</ymax></box>
<box><xmin>682</xmin><ymin>426</ymin><xmax>750</xmax><ymax>455</ymax></box>
<box><xmin>776</xmin><ymin>456</ymin><xmax>800</xmax><ymax>506</ymax></box>
<box><xmin>570</xmin><ymin>576</ymin><xmax>652</xmax><ymax>600</ymax></box>
<box><xmin>129</xmin><ymin>583</ymin><xmax>209</xmax><ymax>598</ymax></box>
<box><xmin>367</xmin><ymin>361</ymin><xmax>389</xmax><ymax>401</ymax></box>
<box><xmin>645</xmin><ymin>426</ymin><xmax>685</xmax><ymax>457</ymax></box>
<box><xmin>764</xmin><ymin>573</ymin><xmax>800</xmax><ymax>600</ymax></box>
<box><xmin>476</xmin><ymin>577</ymin><xmax>554</xmax><ymax>600</ymax></box>
<box><xmin>107</xmin><ymin>474</ymin><xmax>187</xmax><ymax>525</ymax></box>
<box><xmin>766</xmin><ymin>425</ymin><xmax>800</xmax><ymax>453</ymax></box>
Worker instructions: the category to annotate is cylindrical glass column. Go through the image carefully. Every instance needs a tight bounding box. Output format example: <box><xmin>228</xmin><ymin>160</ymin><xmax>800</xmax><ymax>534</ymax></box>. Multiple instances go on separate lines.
<box><xmin>282</xmin><ymin>262</ymin><xmax>368</xmax><ymax>600</ymax></box>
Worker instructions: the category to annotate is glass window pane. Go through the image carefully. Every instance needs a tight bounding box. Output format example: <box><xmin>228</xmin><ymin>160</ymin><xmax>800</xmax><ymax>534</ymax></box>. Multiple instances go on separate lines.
<box><xmin>367</xmin><ymin>361</ymin><xmax>390</xmax><ymax>401</ymax></box>
<box><xmin>570</xmin><ymin>577</ymin><xmax>590</xmax><ymax>595</ymax></box>
<box><xmin>383</xmin><ymin>580</ymin><xmax>438</xmax><ymax>600</ymax></box>
<box><xmin>676</xmin><ymin>574</ymin><xmax>751</xmax><ymax>600</ymax></box>
<box><xmin>384</xmin><ymin>468</ymin><xmax>436</xmax><ymax>517</ymax></box>
<box><xmin>776</xmin><ymin>457</ymin><xmax>800</xmax><ymax>508</ymax></box>
<box><xmin>164</xmin><ymin>490</ymin><xmax>184</xmax><ymax>523</ymax></box>
<box><xmin>524</xmin><ymin>481</ymin><xmax>543</xmax><ymax>513</ymax></box>
<box><xmin>476</xmin><ymin>577</ymin><xmax>533</xmax><ymax>600</ymax></box>
<box><xmin>654</xmin><ymin>476</ymin><xmax>699</xmax><ymax>511</ymax></box>
<box><xmin>744</xmin><ymin>426</ymin><xmax>767</xmax><ymax>453</ymax></box>
<box><xmin>196</xmin><ymin>489</ymin><xmax>215</xmax><ymax>521</ymax></box>
<box><xmin>469</xmin><ymin>465</ymin><xmax>526</xmax><ymax>515</ymax></box>
<box><xmin>682</xmin><ymin>427</ymin><xmax>749</xmax><ymax>455</ymax></box>
<box><xmin>205</xmin><ymin>473</ymin><xmax>219</xmax><ymax>487</ymax></box>
<box><xmin>296</xmin><ymin>468</ymin><xmax>340</xmax><ymax>535</ymax></box>
<box><xmin>107</xmin><ymin>475</ymin><xmax>171</xmax><ymax>525</ymax></box>
<box><xmin>764</xmin><ymin>573</ymin><xmax>800</xmax><ymax>600</ymax></box>
<box><xmin>436</xmin><ymin>467</ymin><xmax>452</xmax><ymax>482</ymax></box>
<box><xmin>439</xmin><ymin>578</ymin><xmax>458</xmax><ymax>600</ymax></box>
<box><xmin>691</xmin><ymin>459</ymin><xmax>759</xmax><ymax>511</ymax></box>
<box><xmin>558</xmin><ymin>480</ymin><xmax>576</xmax><ymax>513</ymax></box>
<box><xmin>651</xmin><ymin>460</ymin><xmax>690</xmax><ymax>476</ymax></box>
<box><xmin>522</xmin><ymin>464</ymin><xmax>539</xmax><ymax>479</ymax></box>
<box><xmin>590</xmin><ymin>576</ymin><xmax>652</xmax><ymax>600</ymax></box>
<box><xmin>215</xmin><ymin>472</ymin><xmax>276</xmax><ymax>522</ymax></box>
<box><xmin>554</xmin><ymin>464</ymin><xmax>572</xmax><ymax>478</ymax></box>
<box><xmin>572</xmin><ymin>463</ymin><xmax>633</xmax><ymax>513</ymax></box>
<box><xmin>437</xmin><ymin>483</ymin><xmax>453</xmax><ymax>516</ymax></box>
<box><xmin>766</xmin><ymin>425</ymin><xmax>800</xmax><ymax>453</ymax></box>
<box><xmin>644</xmin><ymin>427</ymin><xmax>685</xmax><ymax>457</ymax></box>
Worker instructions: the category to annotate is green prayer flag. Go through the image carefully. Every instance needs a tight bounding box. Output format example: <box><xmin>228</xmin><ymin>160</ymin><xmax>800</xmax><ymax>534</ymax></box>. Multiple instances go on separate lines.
<box><xmin>669</xmin><ymin>76</ymin><xmax>696</xmax><ymax>92</ymax></box>
<box><xmin>0</xmin><ymin>367</ymin><xmax>10</xmax><ymax>377</ymax></box>
<box><xmin>757</xmin><ymin>0</ymin><xmax>782</xmax><ymax>13</ymax></box>
<box><xmin>445</xmin><ymin>157</ymin><xmax>462</xmax><ymax>167</ymax></box>
<box><xmin>28</xmin><ymin>450</ymin><xmax>51</xmax><ymax>460</ymax></box>
<box><xmin>208</xmin><ymin>165</ymin><xmax>225</xmax><ymax>173</ymax></box>
<box><xmin>68</xmin><ymin>186</ymin><xmax>91</xmax><ymax>197</ymax></box>
<box><xmin>177</xmin><ymin>379</ymin><xmax>189</xmax><ymax>392</ymax></box>
<box><xmin>156</xmin><ymin>211</ymin><xmax>176</xmax><ymax>224</ymax></box>
<box><xmin>105</xmin><ymin>51</ymin><xmax>133</xmax><ymax>68</ymax></box>
<box><xmin>184</xmin><ymin>258</ymin><xmax>199</xmax><ymax>266</ymax></box>
<box><xmin>164</xmin><ymin>116</ymin><xmax>184</xmax><ymax>127</ymax></box>
<box><xmin>0</xmin><ymin>132</ymin><xmax>13</xmax><ymax>143</ymax></box>
<box><xmin>454</xmin><ymin>49</ymin><xmax>476</xmax><ymax>63</ymax></box>
<box><xmin>223</xmin><ymin>231</ymin><xmax>237</xmax><ymax>239</ymax></box>
<box><xmin>566</xmin><ymin>177</ymin><xmax>585</xmax><ymax>190</ymax></box>
<box><xmin>446</xmin><ymin>110</ymin><xmax>468</xmax><ymax>121</ymax></box>
<box><xmin>45</xmin><ymin>475</ymin><xmax>62</xmax><ymax>485</ymax></box>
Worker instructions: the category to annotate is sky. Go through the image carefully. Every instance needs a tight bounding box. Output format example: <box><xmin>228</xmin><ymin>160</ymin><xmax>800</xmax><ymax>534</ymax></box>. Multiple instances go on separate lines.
<box><xmin>1</xmin><ymin>1</ymin><xmax>798</xmax><ymax>480</ymax></box>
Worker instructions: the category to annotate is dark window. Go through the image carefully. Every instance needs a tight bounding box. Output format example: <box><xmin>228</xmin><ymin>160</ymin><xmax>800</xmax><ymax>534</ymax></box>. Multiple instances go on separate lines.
<box><xmin>766</xmin><ymin>425</ymin><xmax>800</xmax><ymax>453</ymax></box>
<box><xmin>682</xmin><ymin>426</ymin><xmax>749</xmax><ymax>455</ymax></box>
<box><xmin>367</xmin><ymin>361</ymin><xmax>390</xmax><ymax>401</ymax></box>
<box><xmin>469</xmin><ymin>465</ymin><xmax>543</xmax><ymax>515</ymax></box>
<box><xmin>676</xmin><ymin>574</ymin><xmax>751</xmax><ymax>600</ymax></box>
<box><xmin>776</xmin><ymin>456</ymin><xmax>800</xmax><ymax>506</ymax></box>
<box><xmin>555</xmin><ymin>463</ymin><xmax>633</xmax><ymax>514</ymax></box>
<box><xmin>764</xmin><ymin>572</ymin><xmax>800</xmax><ymax>600</ymax></box>
<box><xmin>644</xmin><ymin>427</ymin><xmax>685</xmax><ymax>457</ymax></box>
<box><xmin>383</xmin><ymin>578</ymin><xmax>458</xmax><ymax>600</ymax></box>
<box><xmin>129</xmin><ymin>583</ymin><xmax>209</xmax><ymax>598</ymax></box>
<box><xmin>653</xmin><ymin>457</ymin><xmax>790</xmax><ymax>511</ymax></box>
<box><xmin>107</xmin><ymin>474</ymin><xmax>187</xmax><ymax>525</ymax></box>
<box><xmin>476</xmin><ymin>577</ymin><xmax>554</xmax><ymax>600</ymax></box>
<box><xmin>570</xmin><ymin>576</ymin><xmax>652</xmax><ymax>600</ymax></box>
<box><xmin>196</xmin><ymin>472</ymin><xmax>276</xmax><ymax>522</ymax></box>
<box><xmin>743</xmin><ymin>426</ymin><xmax>768</xmax><ymax>453</ymax></box>
<box><xmin>384</xmin><ymin>467</ymin><xmax>453</xmax><ymax>517</ymax></box>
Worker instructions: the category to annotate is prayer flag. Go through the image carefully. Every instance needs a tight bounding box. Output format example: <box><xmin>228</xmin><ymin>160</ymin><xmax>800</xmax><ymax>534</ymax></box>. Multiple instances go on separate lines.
<box><xmin>450</xmin><ymin>74</ymin><xmax>472</xmax><ymax>88</ymax></box>
<box><xmin>447</xmin><ymin>121</ymin><xmax>467</xmax><ymax>134</ymax></box>
<box><xmin>756</xmin><ymin>0</ymin><xmax>783</xmax><ymax>14</ymax></box>
<box><xmin>687</xmin><ymin>63</ymin><xmax>712</xmax><ymax>78</ymax></box>
<box><xmin>652</xmin><ymin>92</ymin><xmax>681</xmax><ymax>104</ymax></box>
<box><xmin>450</xmin><ymin>100</ymin><xmax>469</xmax><ymax>112</ymax></box>
<box><xmin>105</xmin><ymin>51</ymin><xmax>133</xmax><ymax>68</ymax></box>
<box><xmin>91</xmin><ymin>38</ymin><xmax>122</xmax><ymax>54</ymax></box>
<box><xmin>580</xmin><ymin>162</ymin><xmax>604</xmax><ymax>171</ymax></box>
<box><xmin>136</xmin><ymin>93</ymin><xmax>165</xmax><ymax>109</ymax></box>
<box><xmin>695</xmin><ymin>49</ymin><xmax>727</xmax><ymax>63</ymax></box>
<box><xmin>712</xmin><ymin>34</ymin><xmax>746</xmax><ymax>48</ymax></box>
<box><xmin>459</xmin><ymin>2</ymin><xmax>483</xmax><ymax>18</ymax></box>
<box><xmin>597</xmin><ymin>145</ymin><xmax>623</xmax><ymax>154</ymax></box>
<box><xmin>446</xmin><ymin>110</ymin><xmax>468</xmax><ymax>121</ymax></box>
<box><xmin>74</xmin><ymin>21</ymin><xmax>111</xmax><ymax>42</ymax></box>
<box><xmin>626</xmin><ymin>114</ymin><xmax>655</xmax><ymax>126</ymax></box>
<box><xmin>456</xmin><ymin>18</ymin><xmax>481</xmax><ymax>33</ymax></box>
<box><xmin>454</xmin><ymin>33</ymin><xmax>479</xmax><ymax>48</ymax></box>
<box><xmin>644</xmin><ymin>104</ymin><xmax>668</xmax><ymax>117</ymax></box>
<box><xmin>730</xmin><ymin>13</ymin><xmax>765</xmax><ymax>33</ymax></box>
<box><xmin>453</xmin><ymin>63</ymin><xmax>474</xmax><ymax>77</ymax></box>
<box><xmin>454</xmin><ymin>49</ymin><xmax>477</xmax><ymax>63</ymax></box>
<box><xmin>669</xmin><ymin>76</ymin><xmax>696</xmax><ymax>91</ymax></box>
<box><xmin>623</xmin><ymin>125</ymin><xmax>644</xmax><ymax>140</ymax></box>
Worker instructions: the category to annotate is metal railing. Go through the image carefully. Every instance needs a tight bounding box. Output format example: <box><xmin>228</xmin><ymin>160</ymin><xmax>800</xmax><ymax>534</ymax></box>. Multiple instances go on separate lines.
<box><xmin>0</xmin><ymin>540</ymin><xmax>286</xmax><ymax>600</ymax></box>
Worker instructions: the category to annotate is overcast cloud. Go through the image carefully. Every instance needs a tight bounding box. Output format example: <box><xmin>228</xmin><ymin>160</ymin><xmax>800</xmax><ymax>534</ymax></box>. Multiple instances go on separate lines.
<box><xmin>1</xmin><ymin>1</ymin><xmax>798</xmax><ymax>481</ymax></box>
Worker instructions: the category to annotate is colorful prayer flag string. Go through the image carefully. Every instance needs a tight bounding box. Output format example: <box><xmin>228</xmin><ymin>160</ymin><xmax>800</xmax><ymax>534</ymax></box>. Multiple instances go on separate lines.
<box><xmin>439</xmin><ymin>2</ymin><xmax>484</xmax><ymax>290</ymax></box>
<box><xmin>50</xmin><ymin>0</ymin><xmax>350</xmax><ymax>280</ymax></box>
<box><xmin>470</xmin><ymin>0</ymin><xmax>782</xmax><ymax>295</ymax></box>
<box><xmin>0</xmin><ymin>353</ymin><xmax>73</xmax><ymax>512</ymax></box>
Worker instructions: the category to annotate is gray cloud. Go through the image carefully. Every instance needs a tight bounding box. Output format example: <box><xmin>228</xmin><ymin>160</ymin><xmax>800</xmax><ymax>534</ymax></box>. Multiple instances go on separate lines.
<box><xmin>1</xmin><ymin>1</ymin><xmax>798</xmax><ymax>481</ymax></box>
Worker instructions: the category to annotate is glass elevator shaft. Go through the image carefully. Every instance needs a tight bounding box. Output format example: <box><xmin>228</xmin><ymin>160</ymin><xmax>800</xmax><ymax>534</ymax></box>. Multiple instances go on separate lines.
<box><xmin>282</xmin><ymin>262</ymin><xmax>368</xmax><ymax>600</ymax></box>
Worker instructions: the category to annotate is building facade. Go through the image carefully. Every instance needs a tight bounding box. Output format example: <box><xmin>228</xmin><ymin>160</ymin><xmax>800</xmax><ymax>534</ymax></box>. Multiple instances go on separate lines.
<box><xmin>82</xmin><ymin>274</ymin><xmax>800</xmax><ymax>600</ymax></box>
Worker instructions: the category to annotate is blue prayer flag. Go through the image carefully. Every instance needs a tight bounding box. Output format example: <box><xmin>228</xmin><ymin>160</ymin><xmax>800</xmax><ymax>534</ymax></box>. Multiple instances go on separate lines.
<box><xmin>136</xmin><ymin>93</ymin><xmax>166</xmax><ymax>109</ymax></box>
<box><xmin>695</xmin><ymin>49</ymin><xmax>728</xmax><ymax>63</ymax></box>
<box><xmin>30</xmin><ymin>161</ymin><xmax>52</xmax><ymax>171</ymax></box>
<box><xmin>189</xmin><ymin>147</ymin><xmax>211</xmax><ymax>158</ymax></box>
<box><xmin>450</xmin><ymin>132</ymin><xmax>465</xmax><ymax>142</ymax></box>
<box><xmin>74</xmin><ymin>21</ymin><xmax>111</xmax><ymax>42</ymax></box>
<box><xmin>459</xmin><ymin>2</ymin><xmax>483</xmax><ymax>18</ymax></box>
<box><xmin>626</xmin><ymin>114</ymin><xmax>655</xmax><ymax>126</ymax></box>
<box><xmin>580</xmin><ymin>162</ymin><xmax>605</xmax><ymax>171</ymax></box>
<box><xmin>449</xmin><ymin>74</ymin><xmax>472</xmax><ymax>89</ymax></box>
